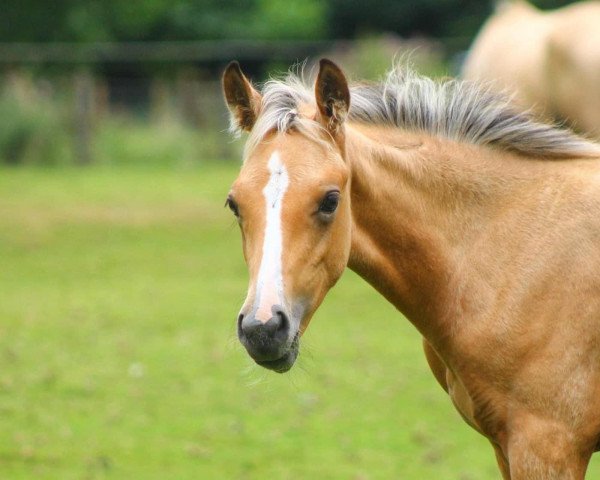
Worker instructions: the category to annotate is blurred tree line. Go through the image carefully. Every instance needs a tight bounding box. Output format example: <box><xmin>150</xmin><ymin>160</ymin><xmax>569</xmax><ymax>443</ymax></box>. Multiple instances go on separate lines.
<box><xmin>0</xmin><ymin>0</ymin><xmax>580</xmax><ymax>43</ymax></box>
<box><xmin>0</xmin><ymin>0</ymin><xmax>582</xmax><ymax>167</ymax></box>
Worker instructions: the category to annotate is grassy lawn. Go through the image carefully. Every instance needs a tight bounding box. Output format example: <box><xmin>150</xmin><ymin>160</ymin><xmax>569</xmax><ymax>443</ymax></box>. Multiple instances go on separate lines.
<box><xmin>1</xmin><ymin>164</ymin><xmax>598</xmax><ymax>479</ymax></box>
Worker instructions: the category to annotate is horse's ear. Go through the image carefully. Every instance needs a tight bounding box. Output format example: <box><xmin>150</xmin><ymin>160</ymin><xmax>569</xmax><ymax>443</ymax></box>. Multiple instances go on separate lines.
<box><xmin>315</xmin><ymin>59</ymin><xmax>350</xmax><ymax>132</ymax></box>
<box><xmin>222</xmin><ymin>61</ymin><xmax>261</xmax><ymax>132</ymax></box>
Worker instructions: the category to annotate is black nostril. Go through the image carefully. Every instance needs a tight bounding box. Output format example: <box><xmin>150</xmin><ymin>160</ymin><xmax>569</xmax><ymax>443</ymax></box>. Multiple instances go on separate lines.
<box><xmin>262</xmin><ymin>306</ymin><xmax>289</xmax><ymax>341</ymax></box>
<box><xmin>273</xmin><ymin>308</ymin><xmax>289</xmax><ymax>334</ymax></box>
<box><xmin>237</xmin><ymin>312</ymin><xmax>245</xmax><ymax>337</ymax></box>
<box><xmin>238</xmin><ymin>305</ymin><xmax>290</xmax><ymax>340</ymax></box>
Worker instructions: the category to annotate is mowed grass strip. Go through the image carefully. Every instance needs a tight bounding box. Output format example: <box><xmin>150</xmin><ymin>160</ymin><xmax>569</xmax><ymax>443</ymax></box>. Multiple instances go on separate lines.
<box><xmin>2</xmin><ymin>165</ymin><xmax>597</xmax><ymax>479</ymax></box>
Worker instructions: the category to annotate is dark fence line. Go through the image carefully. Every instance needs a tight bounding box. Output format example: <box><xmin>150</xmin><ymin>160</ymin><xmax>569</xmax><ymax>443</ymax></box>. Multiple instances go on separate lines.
<box><xmin>0</xmin><ymin>38</ymin><xmax>471</xmax><ymax>64</ymax></box>
<box><xmin>0</xmin><ymin>40</ymin><xmax>340</xmax><ymax>64</ymax></box>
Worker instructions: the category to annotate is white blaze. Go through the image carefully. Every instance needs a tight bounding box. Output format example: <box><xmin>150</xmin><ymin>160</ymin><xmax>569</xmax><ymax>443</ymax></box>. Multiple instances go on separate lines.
<box><xmin>253</xmin><ymin>151</ymin><xmax>289</xmax><ymax>322</ymax></box>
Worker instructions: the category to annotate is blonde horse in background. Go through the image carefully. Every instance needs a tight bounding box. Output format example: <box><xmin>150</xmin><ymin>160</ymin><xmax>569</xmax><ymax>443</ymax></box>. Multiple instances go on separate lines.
<box><xmin>463</xmin><ymin>0</ymin><xmax>600</xmax><ymax>139</ymax></box>
<box><xmin>222</xmin><ymin>58</ymin><xmax>600</xmax><ymax>478</ymax></box>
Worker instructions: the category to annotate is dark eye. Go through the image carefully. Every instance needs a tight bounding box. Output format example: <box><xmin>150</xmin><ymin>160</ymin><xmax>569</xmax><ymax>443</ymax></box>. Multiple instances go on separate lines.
<box><xmin>318</xmin><ymin>191</ymin><xmax>340</xmax><ymax>215</ymax></box>
<box><xmin>225</xmin><ymin>196</ymin><xmax>240</xmax><ymax>217</ymax></box>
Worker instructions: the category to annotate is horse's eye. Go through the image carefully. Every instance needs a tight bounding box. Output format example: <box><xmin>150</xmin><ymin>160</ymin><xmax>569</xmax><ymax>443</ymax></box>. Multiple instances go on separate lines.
<box><xmin>318</xmin><ymin>191</ymin><xmax>340</xmax><ymax>215</ymax></box>
<box><xmin>225</xmin><ymin>196</ymin><xmax>240</xmax><ymax>217</ymax></box>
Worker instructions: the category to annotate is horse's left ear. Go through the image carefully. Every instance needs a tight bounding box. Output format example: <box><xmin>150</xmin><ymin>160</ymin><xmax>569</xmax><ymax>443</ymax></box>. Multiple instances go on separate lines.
<box><xmin>315</xmin><ymin>59</ymin><xmax>350</xmax><ymax>132</ymax></box>
<box><xmin>222</xmin><ymin>61</ymin><xmax>262</xmax><ymax>132</ymax></box>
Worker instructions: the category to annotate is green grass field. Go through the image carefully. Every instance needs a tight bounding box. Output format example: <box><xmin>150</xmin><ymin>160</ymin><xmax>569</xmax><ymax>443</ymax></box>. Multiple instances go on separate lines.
<box><xmin>2</xmin><ymin>164</ymin><xmax>599</xmax><ymax>479</ymax></box>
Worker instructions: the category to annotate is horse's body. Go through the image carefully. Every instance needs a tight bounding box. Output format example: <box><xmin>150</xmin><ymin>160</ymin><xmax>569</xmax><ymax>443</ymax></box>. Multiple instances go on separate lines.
<box><xmin>463</xmin><ymin>0</ymin><xmax>600</xmax><ymax>139</ymax></box>
<box><xmin>222</xmin><ymin>59</ymin><xmax>600</xmax><ymax>478</ymax></box>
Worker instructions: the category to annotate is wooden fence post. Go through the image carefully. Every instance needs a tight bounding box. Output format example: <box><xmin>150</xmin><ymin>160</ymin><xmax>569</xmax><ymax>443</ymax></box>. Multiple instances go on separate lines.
<box><xmin>73</xmin><ymin>70</ymin><xmax>94</xmax><ymax>165</ymax></box>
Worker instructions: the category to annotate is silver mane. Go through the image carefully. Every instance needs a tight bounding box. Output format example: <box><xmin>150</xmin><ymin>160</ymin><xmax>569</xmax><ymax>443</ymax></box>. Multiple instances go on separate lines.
<box><xmin>233</xmin><ymin>64</ymin><xmax>599</xmax><ymax>159</ymax></box>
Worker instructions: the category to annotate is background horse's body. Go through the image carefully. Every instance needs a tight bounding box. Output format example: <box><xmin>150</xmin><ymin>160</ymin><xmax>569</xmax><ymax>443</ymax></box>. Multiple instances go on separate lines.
<box><xmin>463</xmin><ymin>0</ymin><xmax>600</xmax><ymax>139</ymax></box>
<box><xmin>223</xmin><ymin>60</ymin><xmax>600</xmax><ymax>478</ymax></box>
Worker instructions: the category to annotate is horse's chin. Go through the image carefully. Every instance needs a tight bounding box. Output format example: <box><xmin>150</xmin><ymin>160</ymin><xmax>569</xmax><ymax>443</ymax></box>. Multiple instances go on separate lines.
<box><xmin>255</xmin><ymin>343</ymin><xmax>299</xmax><ymax>373</ymax></box>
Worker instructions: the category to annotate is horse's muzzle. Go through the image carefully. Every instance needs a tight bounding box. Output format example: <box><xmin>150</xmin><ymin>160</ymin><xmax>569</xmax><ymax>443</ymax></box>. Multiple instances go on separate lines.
<box><xmin>237</xmin><ymin>305</ymin><xmax>298</xmax><ymax>372</ymax></box>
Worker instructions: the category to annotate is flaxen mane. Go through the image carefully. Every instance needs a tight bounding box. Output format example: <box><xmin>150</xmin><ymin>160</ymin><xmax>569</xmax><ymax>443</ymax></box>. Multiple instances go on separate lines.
<box><xmin>233</xmin><ymin>65</ymin><xmax>599</xmax><ymax>159</ymax></box>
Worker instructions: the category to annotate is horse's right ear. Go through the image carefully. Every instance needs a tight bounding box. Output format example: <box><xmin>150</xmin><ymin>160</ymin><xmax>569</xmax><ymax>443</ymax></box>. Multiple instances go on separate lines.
<box><xmin>222</xmin><ymin>61</ymin><xmax>261</xmax><ymax>132</ymax></box>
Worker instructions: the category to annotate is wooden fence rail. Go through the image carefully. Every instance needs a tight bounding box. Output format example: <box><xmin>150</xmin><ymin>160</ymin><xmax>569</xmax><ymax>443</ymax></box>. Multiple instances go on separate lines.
<box><xmin>0</xmin><ymin>38</ymin><xmax>470</xmax><ymax>64</ymax></box>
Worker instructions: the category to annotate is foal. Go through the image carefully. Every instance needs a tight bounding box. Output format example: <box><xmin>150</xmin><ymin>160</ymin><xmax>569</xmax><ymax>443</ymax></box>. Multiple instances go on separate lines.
<box><xmin>222</xmin><ymin>59</ymin><xmax>600</xmax><ymax>479</ymax></box>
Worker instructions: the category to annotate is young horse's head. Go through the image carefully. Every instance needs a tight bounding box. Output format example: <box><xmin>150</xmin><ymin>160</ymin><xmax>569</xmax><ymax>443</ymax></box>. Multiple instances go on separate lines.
<box><xmin>222</xmin><ymin>60</ymin><xmax>353</xmax><ymax>372</ymax></box>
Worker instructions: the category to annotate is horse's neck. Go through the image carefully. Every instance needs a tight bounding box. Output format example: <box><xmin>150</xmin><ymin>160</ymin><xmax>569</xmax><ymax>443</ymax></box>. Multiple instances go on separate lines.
<box><xmin>345</xmin><ymin>124</ymin><xmax>530</xmax><ymax>342</ymax></box>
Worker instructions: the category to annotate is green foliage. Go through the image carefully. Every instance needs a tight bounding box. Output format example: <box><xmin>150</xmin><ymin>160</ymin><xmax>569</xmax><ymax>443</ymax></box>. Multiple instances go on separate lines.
<box><xmin>164</xmin><ymin>0</ymin><xmax>326</xmax><ymax>40</ymax></box>
<box><xmin>0</xmin><ymin>79</ymin><xmax>72</xmax><ymax>165</ymax></box>
<box><xmin>331</xmin><ymin>35</ymin><xmax>448</xmax><ymax>81</ymax></box>
<box><xmin>0</xmin><ymin>0</ymin><xmax>327</xmax><ymax>42</ymax></box>
<box><xmin>247</xmin><ymin>0</ymin><xmax>326</xmax><ymax>39</ymax></box>
<box><xmin>93</xmin><ymin>117</ymin><xmax>235</xmax><ymax>168</ymax></box>
<box><xmin>0</xmin><ymin>0</ymin><xmax>587</xmax><ymax>44</ymax></box>
<box><xmin>0</xmin><ymin>71</ymin><xmax>240</xmax><ymax>166</ymax></box>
